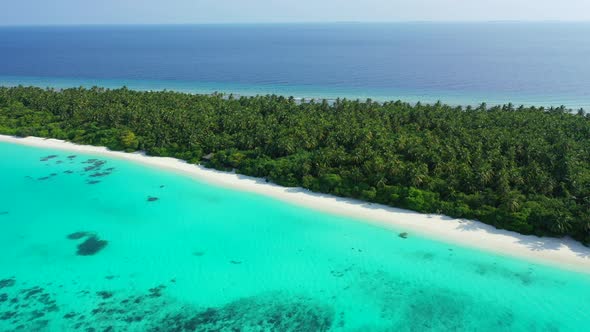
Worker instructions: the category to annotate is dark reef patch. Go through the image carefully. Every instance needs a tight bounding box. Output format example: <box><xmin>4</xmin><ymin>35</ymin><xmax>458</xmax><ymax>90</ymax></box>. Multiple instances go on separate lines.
<box><xmin>37</xmin><ymin>176</ymin><xmax>51</xmax><ymax>181</ymax></box>
<box><xmin>67</xmin><ymin>155</ymin><xmax>77</xmax><ymax>159</ymax></box>
<box><xmin>0</xmin><ymin>211</ymin><xmax>8</xmax><ymax>216</ymax></box>
<box><xmin>83</xmin><ymin>165</ymin><xmax>102</xmax><ymax>172</ymax></box>
<box><xmin>148</xmin><ymin>285</ymin><xmax>166</xmax><ymax>298</ymax></box>
<box><xmin>83</xmin><ymin>162</ymin><xmax>106</xmax><ymax>172</ymax></box>
<box><xmin>330</xmin><ymin>266</ymin><xmax>353</xmax><ymax>279</ymax></box>
<box><xmin>77</xmin><ymin>236</ymin><xmax>108</xmax><ymax>256</ymax></box>
<box><xmin>64</xmin><ymin>170</ymin><xmax>74</xmax><ymax>174</ymax></box>
<box><xmin>399</xmin><ymin>232</ymin><xmax>409</xmax><ymax>239</ymax></box>
<box><xmin>154</xmin><ymin>293</ymin><xmax>334</xmax><ymax>332</ymax></box>
<box><xmin>78</xmin><ymin>158</ymin><xmax>115</xmax><ymax>185</ymax></box>
<box><xmin>67</xmin><ymin>231</ymin><xmax>90</xmax><ymax>240</ymax></box>
<box><xmin>28</xmin><ymin>309</ymin><xmax>45</xmax><ymax>321</ymax></box>
<box><xmin>22</xmin><ymin>286</ymin><xmax>43</xmax><ymax>300</ymax></box>
<box><xmin>0</xmin><ymin>282</ymin><xmax>60</xmax><ymax>330</ymax></box>
<box><xmin>330</xmin><ymin>270</ymin><xmax>346</xmax><ymax>278</ymax></box>
<box><xmin>97</xmin><ymin>291</ymin><xmax>114</xmax><ymax>300</ymax></box>
<box><xmin>0</xmin><ymin>310</ymin><xmax>17</xmax><ymax>320</ymax></box>
<box><xmin>89</xmin><ymin>172</ymin><xmax>110</xmax><ymax>178</ymax></box>
<box><xmin>147</xmin><ymin>196</ymin><xmax>159</xmax><ymax>202</ymax></box>
<box><xmin>84</xmin><ymin>286</ymin><xmax>173</xmax><ymax>328</ymax></box>
<box><xmin>1</xmin><ymin>281</ymin><xmax>333</xmax><ymax>332</ymax></box>
<box><xmin>40</xmin><ymin>155</ymin><xmax>58</xmax><ymax>162</ymax></box>
<box><xmin>63</xmin><ymin>312</ymin><xmax>77</xmax><ymax>319</ymax></box>
<box><xmin>0</xmin><ymin>278</ymin><xmax>16</xmax><ymax>289</ymax></box>
<box><xmin>192</xmin><ymin>251</ymin><xmax>205</xmax><ymax>257</ymax></box>
<box><xmin>229</xmin><ymin>260</ymin><xmax>242</xmax><ymax>265</ymax></box>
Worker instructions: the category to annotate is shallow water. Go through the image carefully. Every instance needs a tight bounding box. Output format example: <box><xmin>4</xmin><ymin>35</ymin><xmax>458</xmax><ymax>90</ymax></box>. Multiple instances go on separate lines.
<box><xmin>1</xmin><ymin>141</ymin><xmax>590</xmax><ymax>331</ymax></box>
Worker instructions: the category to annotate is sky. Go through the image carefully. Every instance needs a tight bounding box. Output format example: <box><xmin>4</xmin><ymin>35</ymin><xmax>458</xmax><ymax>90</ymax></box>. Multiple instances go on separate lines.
<box><xmin>1</xmin><ymin>0</ymin><xmax>590</xmax><ymax>25</ymax></box>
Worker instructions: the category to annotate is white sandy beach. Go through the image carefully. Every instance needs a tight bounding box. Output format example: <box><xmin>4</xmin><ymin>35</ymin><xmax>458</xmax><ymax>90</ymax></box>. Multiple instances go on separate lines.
<box><xmin>2</xmin><ymin>134</ymin><xmax>590</xmax><ymax>274</ymax></box>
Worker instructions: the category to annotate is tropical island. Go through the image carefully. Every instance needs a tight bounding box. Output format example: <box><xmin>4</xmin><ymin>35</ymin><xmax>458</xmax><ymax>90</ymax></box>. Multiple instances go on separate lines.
<box><xmin>1</xmin><ymin>85</ymin><xmax>589</xmax><ymax>245</ymax></box>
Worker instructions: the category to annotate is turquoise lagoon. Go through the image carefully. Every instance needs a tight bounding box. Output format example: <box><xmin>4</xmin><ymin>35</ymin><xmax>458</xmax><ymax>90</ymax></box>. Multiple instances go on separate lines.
<box><xmin>1</xmin><ymin>141</ymin><xmax>590</xmax><ymax>331</ymax></box>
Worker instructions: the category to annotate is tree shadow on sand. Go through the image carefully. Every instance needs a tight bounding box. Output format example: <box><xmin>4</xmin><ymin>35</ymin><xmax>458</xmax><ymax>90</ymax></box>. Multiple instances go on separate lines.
<box><xmin>453</xmin><ymin>219</ymin><xmax>590</xmax><ymax>259</ymax></box>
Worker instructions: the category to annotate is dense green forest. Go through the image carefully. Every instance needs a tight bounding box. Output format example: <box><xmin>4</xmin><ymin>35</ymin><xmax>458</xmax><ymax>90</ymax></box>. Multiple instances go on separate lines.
<box><xmin>1</xmin><ymin>86</ymin><xmax>589</xmax><ymax>244</ymax></box>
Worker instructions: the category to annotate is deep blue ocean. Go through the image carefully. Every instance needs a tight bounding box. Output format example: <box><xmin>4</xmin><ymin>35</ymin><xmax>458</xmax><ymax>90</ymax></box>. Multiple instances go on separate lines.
<box><xmin>0</xmin><ymin>23</ymin><xmax>589</xmax><ymax>108</ymax></box>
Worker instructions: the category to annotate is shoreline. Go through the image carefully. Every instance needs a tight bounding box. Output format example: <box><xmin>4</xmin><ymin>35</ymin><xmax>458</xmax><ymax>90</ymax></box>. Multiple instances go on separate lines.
<box><xmin>1</xmin><ymin>77</ymin><xmax>587</xmax><ymax>111</ymax></box>
<box><xmin>2</xmin><ymin>134</ymin><xmax>590</xmax><ymax>274</ymax></box>
<box><xmin>0</xmin><ymin>77</ymin><xmax>478</xmax><ymax>108</ymax></box>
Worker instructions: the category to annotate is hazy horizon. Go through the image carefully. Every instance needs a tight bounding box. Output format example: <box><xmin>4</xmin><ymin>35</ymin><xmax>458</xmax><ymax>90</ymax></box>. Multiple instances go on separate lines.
<box><xmin>2</xmin><ymin>20</ymin><xmax>590</xmax><ymax>27</ymax></box>
<box><xmin>4</xmin><ymin>0</ymin><xmax>590</xmax><ymax>26</ymax></box>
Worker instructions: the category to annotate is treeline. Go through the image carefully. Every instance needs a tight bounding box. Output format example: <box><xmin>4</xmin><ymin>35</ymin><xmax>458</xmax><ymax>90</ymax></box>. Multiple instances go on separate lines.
<box><xmin>1</xmin><ymin>86</ymin><xmax>589</xmax><ymax>244</ymax></box>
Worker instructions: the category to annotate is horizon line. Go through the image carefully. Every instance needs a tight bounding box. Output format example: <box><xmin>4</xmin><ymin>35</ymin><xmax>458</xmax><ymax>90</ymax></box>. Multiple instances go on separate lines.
<box><xmin>2</xmin><ymin>19</ymin><xmax>590</xmax><ymax>27</ymax></box>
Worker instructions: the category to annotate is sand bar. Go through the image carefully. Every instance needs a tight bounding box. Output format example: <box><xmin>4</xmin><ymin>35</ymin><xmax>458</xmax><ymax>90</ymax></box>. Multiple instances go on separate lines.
<box><xmin>2</xmin><ymin>134</ymin><xmax>589</xmax><ymax>274</ymax></box>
